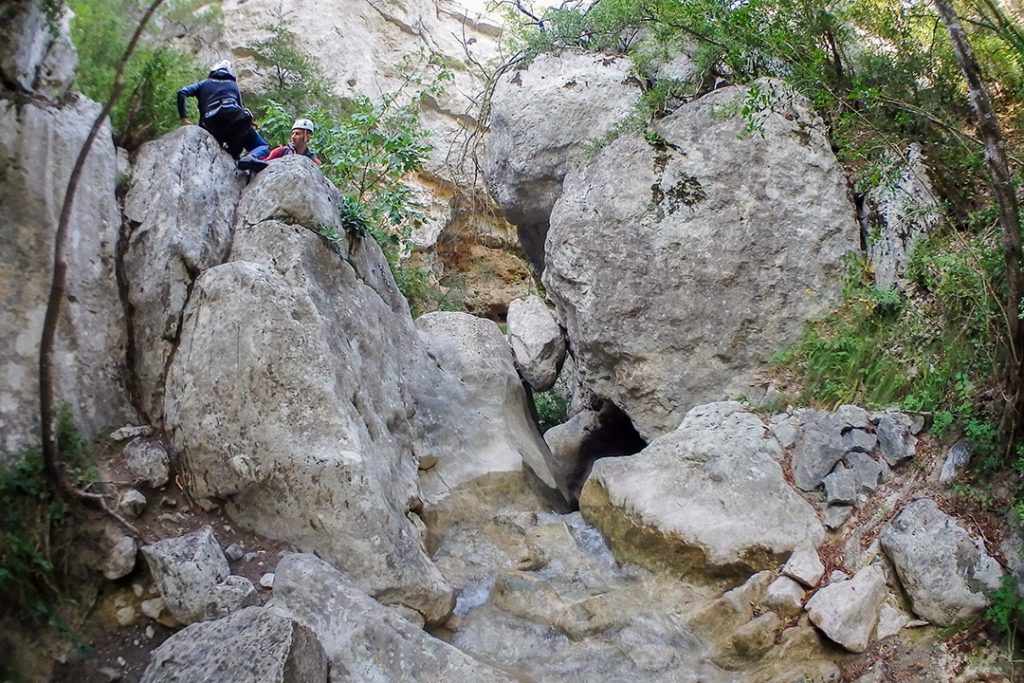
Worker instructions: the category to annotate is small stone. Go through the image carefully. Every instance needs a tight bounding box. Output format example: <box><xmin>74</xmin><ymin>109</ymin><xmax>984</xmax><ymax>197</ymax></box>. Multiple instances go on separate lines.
<box><xmin>197</xmin><ymin>498</ymin><xmax>218</xmax><ymax>512</ymax></box>
<box><xmin>842</xmin><ymin>428</ymin><xmax>876</xmax><ymax>454</ymax></box>
<box><xmin>122</xmin><ymin>438</ymin><xmax>170</xmax><ymax>488</ymax></box>
<box><xmin>161</xmin><ymin>496</ymin><xmax>178</xmax><ymax>507</ymax></box>
<box><xmin>115</xmin><ymin>606</ymin><xmax>136</xmax><ymax>626</ymax></box>
<box><xmin>145</xmin><ymin>625</ymin><xmax>156</xmax><ymax>639</ymax></box>
<box><xmin>97</xmin><ymin>666</ymin><xmax>123</xmax><ymax>682</ymax></box>
<box><xmin>939</xmin><ymin>440</ymin><xmax>972</xmax><ymax>486</ymax></box>
<box><xmin>765</xmin><ymin>576</ymin><xmax>805</xmax><ymax>617</ymax></box>
<box><xmin>835</xmin><ymin>405</ymin><xmax>871</xmax><ymax>430</ymax></box>
<box><xmin>771</xmin><ymin>421</ymin><xmax>798</xmax><ymax>450</ymax></box>
<box><xmin>224</xmin><ymin>543</ymin><xmax>245</xmax><ymax>561</ymax></box>
<box><xmin>140</xmin><ymin>597</ymin><xmax>165</xmax><ymax>620</ymax></box>
<box><xmin>108</xmin><ymin>425</ymin><xmax>153</xmax><ymax>442</ymax></box>
<box><xmin>876</xmin><ymin>412</ymin><xmax>916</xmax><ymax>467</ymax></box>
<box><xmin>116</xmin><ymin>657</ymin><xmax>127</xmax><ymax>667</ymax></box>
<box><xmin>260</xmin><ymin>572</ymin><xmax>275</xmax><ymax>589</ymax></box>
<box><xmin>131</xmin><ymin>582</ymin><xmax>145</xmax><ymax>598</ymax></box>
<box><xmin>119</xmin><ymin>489</ymin><xmax>147</xmax><ymax>518</ymax></box>
<box><xmin>829</xmin><ymin>570</ymin><xmax>850</xmax><ymax>583</ymax></box>
<box><xmin>102</xmin><ymin>531</ymin><xmax>138</xmax><ymax>580</ymax></box>
<box><xmin>844</xmin><ymin>452</ymin><xmax>883</xmax><ymax>493</ymax></box>
<box><xmin>204</xmin><ymin>576</ymin><xmax>259</xmax><ymax>619</ymax></box>
<box><xmin>823</xmin><ymin>465</ymin><xmax>858</xmax><ymax>505</ymax></box>
<box><xmin>243</xmin><ymin>551</ymin><xmax>264</xmax><ymax>563</ymax></box>
<box><xmin>418</xmin><ymin>454</ymin><xmax>439</xmax><ymax>470</ymax></box>
<box><xmin>824</xmin><ymin>505</ymin><xmax>854</xmax><ymax>530</ymax></box>
<box><xmin>783</xmin><ymin>544</ymin><xmax>825</xmax><ymax>588</ymax></box>
<box><xmin>875</xmin><ymin>602</ymin><xmax>909</xmax><ymax>640</ymax></box>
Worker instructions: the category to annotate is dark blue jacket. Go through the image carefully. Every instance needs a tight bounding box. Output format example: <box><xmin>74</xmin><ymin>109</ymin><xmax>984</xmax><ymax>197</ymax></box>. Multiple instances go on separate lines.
<box><xmin>177</xmin><ymin>69</ymin><xmax>244</xmax><ymax>122</ymax></box>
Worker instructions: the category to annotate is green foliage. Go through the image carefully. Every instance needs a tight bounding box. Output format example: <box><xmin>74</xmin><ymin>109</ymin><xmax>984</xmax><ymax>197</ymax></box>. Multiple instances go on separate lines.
<box><xmin>247</xmin><ymin>18</ymin><xmax>336</xmax><ymax>116</ymax></box>
<box><xmin>252</xmin><ymin>53</ymin><xmax>454</xmax><ymax>315</ymax></box>
<box><xmin>0</xmin><ymin>405</ymin><xmax>94</xmax><ymax>630</ymax></box>
<box><xmin>69</xmin><ymin>0</ymin><xmax>217</xmax><ymax>150</ymax></box>
<box><xmin>534</xmin><ymin>390</ymin><xmax>569</xmax><ymax>433</ymax></box>
<box><xmin>987</xmin><ymin>574</ymin><xmax>1023</xmax><ymax>635</ymax></box>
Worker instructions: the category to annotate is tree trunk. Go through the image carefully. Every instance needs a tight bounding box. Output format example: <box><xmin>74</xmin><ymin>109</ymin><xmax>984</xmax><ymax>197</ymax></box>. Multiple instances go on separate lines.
<box><xmin>934</xmin><ymin>0</ymin><xmax>1024</xmax><ymax>450</ymax></box>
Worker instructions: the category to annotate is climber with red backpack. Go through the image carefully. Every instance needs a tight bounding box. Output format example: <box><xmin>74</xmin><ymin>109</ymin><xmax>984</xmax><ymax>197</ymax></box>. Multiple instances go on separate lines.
<box><xmin>177</xmin><ymin>60</ymin><xmax>270</xmax><ymax>170</ymax></box>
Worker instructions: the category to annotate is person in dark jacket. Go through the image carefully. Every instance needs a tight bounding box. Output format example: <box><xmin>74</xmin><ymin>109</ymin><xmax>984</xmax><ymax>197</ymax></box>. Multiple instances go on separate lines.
<box><xmin>177</xmin><ymin>60</ymin><xmax>269</xmax><ymax>165</ymax></box>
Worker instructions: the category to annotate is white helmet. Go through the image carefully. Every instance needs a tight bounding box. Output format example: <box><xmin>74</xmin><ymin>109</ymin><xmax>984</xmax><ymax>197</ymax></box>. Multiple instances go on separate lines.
<box><xmin>210</xmin><ymin>59</ymin><xmax>234</xmax><ymax>76</ymax></box>
<box><xmin>292</xmin><ymin>118</ymin><xmax>315</xmax><ymax>134</ymax></box>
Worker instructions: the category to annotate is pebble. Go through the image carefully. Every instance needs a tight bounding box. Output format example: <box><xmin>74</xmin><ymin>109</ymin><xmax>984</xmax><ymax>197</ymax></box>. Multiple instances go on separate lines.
<box><xmin>260</xmin><ymin>573</ymin><xmax>275</xmax><ymax>589</ymax></box>
<box><xmin>146</xmin><ymin>625</ymin><xmax>155</xmax><ymax>639</ymax></box>
<box><xmin>224</xmin><ymin>543</ymin><xmax>245</xmax><ymax>561</ymax></box>
<box><xmin>115</xmin><ymin>606</ymin><xmax>136</xmax><ymax>627</ymax></box>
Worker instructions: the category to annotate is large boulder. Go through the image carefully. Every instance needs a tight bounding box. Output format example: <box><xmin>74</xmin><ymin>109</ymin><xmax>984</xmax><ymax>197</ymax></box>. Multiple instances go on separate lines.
<box><xmin>880</xmin><ymin>498</ymin><xmax>1002</xmax><ymax>626</ymax></box>
<box><xmin>580</xmin><ymin>402</ymin><xmax>824</xmax><ymax>580</ymax></box>
<box><xmin>415</xmin><ymin>311</ymin><xmax>568</xmax><ymax>543</ymax></box>
<box><xmin>122</xmin><ymin>126</ymin><xmax>245</xmax><ymax>423</ymax></box>
<box><xmin>141</xmin><ymin>526</ymin><xmax>257</xmax><ymax>625</ymax></box>
<box><xmin>0</xmin><ymin>95</ymin><xmax>133</xmax><ymax>455</ymax></box>
<box><xmin>543</xmin><ymin>80</ymin><xmax>858</xmax><ymax>440</ymax></box>
<box><xmin>163</xmin><ymin>159</ymin><xmax>453</xmax><ymax>624</ymax></box>
<box><xmin>268</xmin><ymin>553</ymin><xmax>515</xmax><ymax>683</ymax></box>
<box><xmin>483</xmin><ymin>52</ymin><xmax>640</xmax><ymax>269</ymax></box>
<box><xmin>506</xmin><ymin>294</ymin><xmax>565</xmax><ymax>391</ymax></box>
<box><xmin>139</xmin><ymin>606</ymin><xmax>328</xmax><ymax>683</ymax></box>
<box><xmin>804</xmin><ymin>565</ymin><xmax>888</xmax><ymax>653</ymax></box>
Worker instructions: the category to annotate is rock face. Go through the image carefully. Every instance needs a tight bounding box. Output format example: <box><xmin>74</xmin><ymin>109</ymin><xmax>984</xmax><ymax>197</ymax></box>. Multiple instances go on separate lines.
<box><xmin>880</xmin><ymin>498</ymin><xmax>1003</xmax><ymax>626</ymax></box>
<box><xmin>483</xmin><ymin>52</ymin><xmax>640</xmax><ymax>269</ymax></box>
<box><xmin>864</xmin><ymin>144</ymin><xmax>939</xmax><ymax>291</ymax></box>
<box><xmin>140</xmin><ymin>606</ymin><xmax>328</xmax><ymax>683</ymax></box>
<box><xmin>162</xmin><ymin>158</ymin><xmax>453</xmax><ymax>624</ymax></box>
<box><xmin>268</xmin><ymin>553</ymin><xmax>515</xmax><ymax>683</ymax></box>
<box><xmin>579</xmin><ymin>402</ymin><xmax>824</xmax><ymax>580</ymax></box>
<box><xmin>506</xmin><ymin>295</ymin><xmax>565</xmax><ymax>392</ymax></box>
<box><xmin>1</xmin><ymin>0</ymin><xmax>77</xmax><ymax>99</ymax></box>
<box><xmin>122</xmin><ymin>126</ymin><xmax>245</xmax><ymax>424</ymax></box>
<box><xmin>0</xmin><ymin>95</ymin><xmax>132</xmax><ymax>456</ymax></box>
<box><xmin>544</xmin><ymin>80</ymin><xmax>858</xmax><ymax>440</ymax></box>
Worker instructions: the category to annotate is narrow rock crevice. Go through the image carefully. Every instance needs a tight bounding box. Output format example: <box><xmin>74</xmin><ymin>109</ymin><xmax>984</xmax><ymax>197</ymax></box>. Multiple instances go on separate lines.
<box><xmin>115</xmin><ymin>216</ymin><xmax>148</xmax><ymax>425</ymax></box>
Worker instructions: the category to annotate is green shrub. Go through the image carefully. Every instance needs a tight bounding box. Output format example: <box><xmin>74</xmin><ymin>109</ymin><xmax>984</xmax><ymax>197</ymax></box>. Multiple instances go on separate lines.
<box><xmin>0</xmin><ymin>405</ymin><xmax>94</xmax><ymax>630</ymax></box>
<box><xmin>69</xmin><ymin>0</ymin><xmax>216</xmax><ymax>150</ymax></box>
<box><xmin>534</xmin><ymin>390</ymin><xmax>569</xmax><ymax>433</ymax></box>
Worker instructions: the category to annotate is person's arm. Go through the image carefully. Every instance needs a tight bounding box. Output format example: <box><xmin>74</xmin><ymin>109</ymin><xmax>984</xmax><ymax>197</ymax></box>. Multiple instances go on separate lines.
<box><xmin>176</xmin><ymin>81</ymin><xmax>202</xmax><ymax>122</ymax></box>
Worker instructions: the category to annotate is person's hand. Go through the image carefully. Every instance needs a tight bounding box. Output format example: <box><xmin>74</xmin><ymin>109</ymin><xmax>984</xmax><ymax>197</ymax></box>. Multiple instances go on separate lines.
<box><xmin>179</xmin><ymin>117</ymin><xmax>191</xmax><ymax>126</ymax></box>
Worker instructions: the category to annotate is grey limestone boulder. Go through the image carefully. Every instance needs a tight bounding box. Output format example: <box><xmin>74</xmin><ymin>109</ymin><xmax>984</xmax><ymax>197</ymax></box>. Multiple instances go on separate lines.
<box><xmin>543</xmin><ymin>80</ymin><xmax>858</xmax><ymax>440</ymax></box>
<box><xmin>416</xmin><ymin>312</ymin><xmax>568</xmax><ymax>540</ymax></box>
<box><xmin>580</xmin><ymin>402</ymin><xmax>824</xmax><ymax>580</ymax></box>
<box><xmin>139</xmin><ymin>606</ymin><xmax>328</xmax><ymax>683</ymax></box>
<box><xmin>483</xmin><ymin>52</ymin><xmax>640</xmax><ymax>269</ymax></box>
<box><xmin>0</xmin><ymin>94</ymin><xmax>133</xmax><ymax>456</ymax></box>
<box><xmin>141</xmin><ymin>526</ymin><xmax>253</xmax><ymax>625</ymax></box>
<box><xmin>268</xmin><ymin>553</ymin><xmax>515</xmax><ymax>683</ymax></box>
<box><xmin>506</xmin><ymin>294</ymin><xmax>565</xmax><ymax>391</ymax></box>
<box><xmin>163</xmin><ymin>199</ymin><xmax>453</xmax><ymax>623</ymax></box>
<box><xmin>122</xmin><ymin>126</ymin><xmax>245</xmax><ymax>423</ymax></box>
<box><xmin>875</xmin><ymin>410</ymin><xmax>917</xmax><ymax>466</ymax></box>
<box><xmin>880</xmin><ymin>498</ymin><xmax>1002</xmax><ymax>626</ymax></box>
<box><xmin>805</xmin><ymin>564</ymin><xmax>888</xmax><ymax>653</ymax></box>
<box><xmin>783</xmin><ymin>544</ymin><xmax>825</xmax><ymax>588</ymax></box>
